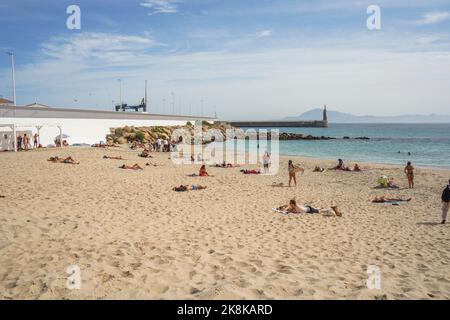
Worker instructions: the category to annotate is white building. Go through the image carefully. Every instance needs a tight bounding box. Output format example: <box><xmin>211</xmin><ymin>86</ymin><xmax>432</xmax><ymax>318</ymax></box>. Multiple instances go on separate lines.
<box><xmin>0</xmin><ymin>103</ymin><xmax>215</xmax><ymax>151</ymax></box>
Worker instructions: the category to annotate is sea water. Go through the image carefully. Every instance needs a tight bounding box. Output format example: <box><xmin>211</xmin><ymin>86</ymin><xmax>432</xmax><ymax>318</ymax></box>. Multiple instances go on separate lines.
<box><xmin>218</xmin><ymin>123</ymin><xmax>450</xmax><ymax>169</ymax></box>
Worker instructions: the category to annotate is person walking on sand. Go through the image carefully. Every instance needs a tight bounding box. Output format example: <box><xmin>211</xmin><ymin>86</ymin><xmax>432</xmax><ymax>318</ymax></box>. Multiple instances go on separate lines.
<box><xmin>441</xmin><ymin>180</ymin><xmax>450</xmax><ymax>224</ymax></box>
<box><xmin>288</xmin><ymin>160</ymin><xmax>304</xmax><ymax>187</ymax></box>
<box><xmin>404</xmin><ymin>161</ymin><xmax>415</xmax><ymax>188</ymax></box>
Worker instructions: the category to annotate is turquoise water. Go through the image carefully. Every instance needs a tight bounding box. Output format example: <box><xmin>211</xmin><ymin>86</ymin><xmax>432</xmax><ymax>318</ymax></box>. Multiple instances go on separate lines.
<box><xmin>225</xmin><ymin>124</ymin><xmax>450</xmax><ymax>169</ymax></box>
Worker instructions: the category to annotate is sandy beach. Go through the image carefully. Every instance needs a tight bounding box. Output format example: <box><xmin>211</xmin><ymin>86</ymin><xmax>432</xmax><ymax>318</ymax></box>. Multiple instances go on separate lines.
<box><xmin>0</xmin><ymin>146</ymin><xmax>449</xmax><ymax>300</ymax></box>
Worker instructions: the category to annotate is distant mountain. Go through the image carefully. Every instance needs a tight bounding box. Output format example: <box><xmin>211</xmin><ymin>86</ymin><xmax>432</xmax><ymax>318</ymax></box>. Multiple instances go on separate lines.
<box><xmin>284</xmin><ymin>108</ymin><xmax>450</xmax><ymax>123</ymax></box>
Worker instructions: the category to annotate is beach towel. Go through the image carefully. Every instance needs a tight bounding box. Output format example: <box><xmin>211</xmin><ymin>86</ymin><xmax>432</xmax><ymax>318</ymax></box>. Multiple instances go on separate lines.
<box><xmin>272</xmin><ymin>208</ymin><xmax>289</xmax><ymax>215</ymax></box>
<box><xmin>381</xmin><ymin>201</ymin><xmax>400</xmax><ymax>205</ymax></box>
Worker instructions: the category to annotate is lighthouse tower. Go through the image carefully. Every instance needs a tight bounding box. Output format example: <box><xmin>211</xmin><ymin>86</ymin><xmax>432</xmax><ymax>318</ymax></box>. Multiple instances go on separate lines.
<box><xmin>323</xmin><ymin>105</ymin><xmax>328</xmax><ymax>122</ymax></box>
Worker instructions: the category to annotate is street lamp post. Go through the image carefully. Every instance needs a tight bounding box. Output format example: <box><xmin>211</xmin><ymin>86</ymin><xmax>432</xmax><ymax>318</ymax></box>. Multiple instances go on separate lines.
<box><xmin>6</xmin><ymin>52</ymin><xmax>17</xmax><ymax>152</ymax></box>
<box><xmin>171</xmin><ymin>92</ymin><xmax>175</xmax><ymax>115</ymax></box>
<box><xmin>6</xmin><ymin>52</ymin><xmax>16</xmax><ymax>106</ymax></box>
<box><xmin>118</xmin><ymin>79</ymin><xmax>122</xmax><ymax>109</ymax></box>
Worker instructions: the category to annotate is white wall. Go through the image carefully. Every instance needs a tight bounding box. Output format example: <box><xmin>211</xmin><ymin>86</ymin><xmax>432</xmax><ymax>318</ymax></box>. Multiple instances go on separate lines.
<box><xmin>0</xmin><ymin>118</ymin><xmax>187</xmax><ymax>148</ymax></box>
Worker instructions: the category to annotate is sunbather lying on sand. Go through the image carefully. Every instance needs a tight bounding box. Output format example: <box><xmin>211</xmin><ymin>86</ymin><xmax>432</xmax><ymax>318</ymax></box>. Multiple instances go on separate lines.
<box><xmin>91</xmin><ymin>142</ymin><xmax>108</xmax><ymax>148</ymax></box>
<box><xmin>119</xmin><ymin>164</ymin><xmax>143</xmax><ymax>170</ymax></box>
<box><xmin>277</xmin><ymin>199</ymin><xmax>342</xmax><ymax>217</ymax></box>
<box><xmin>172</xmin><ymin>185</ymin><xmax>207</xmax><ymax>192</ymax></box>
<box><xmin>241</xmin><ymin>169</ymin><xmax>261</xmax><ymax>174</ymax></box>
<box><xmin>313</xmin><ymin>166</ymin><xmax>325</xmax><ymax>172</ymax></box>
<box><xmin>372</xmin><ymin>196</ymin><xmax>411</xmax><ymax>203</ymax></box>
<box><xmin>215</xmin><ymin>162</ymin><xmax>240</xmax><ymax>168</ymax></box>
<box><xmin>48</xmin><ymin>156</ymin><xmax>79</xmax><ymax>164</ymax></box>
<box><xmin>0</xmin><ymin>195</ymin><xmax>5</xmax><ymax>198</ymax></box>
<box><xmin>103</xmin><ymin>155</ymin><xmax>124</xmax><ymax>160</ymax></box>
<box><xmin>138</xmin><ymin>149</ymin><xmax>153</xmax><ymax>158</ymax></box>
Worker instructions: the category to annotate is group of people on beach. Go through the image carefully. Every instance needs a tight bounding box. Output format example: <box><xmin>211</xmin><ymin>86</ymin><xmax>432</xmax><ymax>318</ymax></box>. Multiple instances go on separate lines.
<box><xmin>16</xmin><ymin>133</ymin><xmax>39</xmax><ymax>151</ymax></box>
<box><xmin>42</xmin><ymin>137</ymin><xmax>448</xmax><ymax>223</ymax></box>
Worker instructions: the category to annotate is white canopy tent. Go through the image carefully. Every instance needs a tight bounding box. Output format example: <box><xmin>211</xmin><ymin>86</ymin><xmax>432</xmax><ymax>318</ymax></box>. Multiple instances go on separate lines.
<box><xmin>0</xmin><ymin>123</ymin><xmax>63</xmax><ymax>152</ymax></box>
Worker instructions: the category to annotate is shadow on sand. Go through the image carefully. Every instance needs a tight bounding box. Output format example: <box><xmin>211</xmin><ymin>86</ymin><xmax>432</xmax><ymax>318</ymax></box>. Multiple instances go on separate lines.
<box><xmin>417</xmin><ymin>222</ymin><xmax>443</xmax><ymax>226</ymax></box>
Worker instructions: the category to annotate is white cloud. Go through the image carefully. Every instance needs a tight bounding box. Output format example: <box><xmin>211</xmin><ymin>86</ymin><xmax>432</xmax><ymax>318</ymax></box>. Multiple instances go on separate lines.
<box><xmin>416</xmin><ymin>36</ymin><xmax>444</xmax><ymax>45</ymax></box>
<box><xmin>3</xmin><ymin>30</ymin><xmax>450</xmax><ymax>117</ymax></box>
<box><xmin>415</xmin><ymin>11</ymin><xmax>450</xmax><ymax>25</ymax></box>
<box><xmin>139</xmin><ymin>0</ymin><xmax>181</xmax><ymax>15</ymax></box>
<box><xmin>40</xmin><ymin>32</ymin><xmax>157</xmax><ymax>62</ymax></box>
<box><xmin>255</xmin><ymin>30</ymin><xmax>273</xmax><ymax>38</ymax></box>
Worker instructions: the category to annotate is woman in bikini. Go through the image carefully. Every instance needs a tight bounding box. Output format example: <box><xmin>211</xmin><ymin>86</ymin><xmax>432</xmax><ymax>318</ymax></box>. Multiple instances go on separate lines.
<box><xmin>288</xmin><ymin>160</ymin><xmax>304</xmax><ymax>187</ymax></box>
<box><xmin>48</xmin><ymin>156</ymin><xmax>79</xmax><ymax>164</ymax></box>
<box><xmin>404</xmin><ymin>161</ymin><xmax>414</xmax><ymax>188</ymax></box>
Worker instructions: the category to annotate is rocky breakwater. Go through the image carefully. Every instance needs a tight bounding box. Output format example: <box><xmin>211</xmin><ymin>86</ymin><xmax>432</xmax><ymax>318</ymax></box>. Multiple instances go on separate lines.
<box><xmin>107</xmin><ymin>121</ymin><xmax>231</xmax><ymax>145</ymax></box>
<box><xmin>277</xmin><ymin>132</ymin><xmax>335</xmax><ymax>140</ymax></box>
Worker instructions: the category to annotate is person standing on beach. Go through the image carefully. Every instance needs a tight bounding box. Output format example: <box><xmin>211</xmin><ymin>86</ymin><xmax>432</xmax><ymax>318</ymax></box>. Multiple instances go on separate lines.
<box><xmin>33</xmin><ymin>133</ymin><xmax>39</xmax><ymax>148</ymax></box>
<box><xmin>23</xmin><ymin>134</ymin><xmax>29</xmax><ymax>151</ymax></box>
<box><xmin>404</xmin><ymin>161</ymin><xmax>415</xmax><ymax>188</ymax></box>
<box><xmin>441</xmin><ymin>180</ymin><xmax>450</xmax><ymax>224</ymax></box>
<box><xmin>288</xmin><ymin>160</ymin><xmax>304</xmax><ymax>187</ymax></box>
<box><xmin>263</xmin><ymin>151</ymin><xmax>271</xmax><ymax>173</ymax></box>
<box><xmin>17</xmin><ymin>134</ymin><xmax>22</xmax><ymax>151</ymax></box>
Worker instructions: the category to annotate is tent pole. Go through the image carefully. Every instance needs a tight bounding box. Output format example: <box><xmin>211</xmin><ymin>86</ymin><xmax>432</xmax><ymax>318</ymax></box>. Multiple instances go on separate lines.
<box><xmin>13</xmin><ymin>124</ymin><xmax>17</xmax><ymax>152</ymax></box>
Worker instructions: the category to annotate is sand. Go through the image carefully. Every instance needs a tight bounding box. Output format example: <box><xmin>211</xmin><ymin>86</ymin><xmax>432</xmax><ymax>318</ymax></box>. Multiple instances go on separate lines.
<box><xmin>0</xmin><ymin>146</ymin><xmax>449</xmax><ymax>300</ymax></box>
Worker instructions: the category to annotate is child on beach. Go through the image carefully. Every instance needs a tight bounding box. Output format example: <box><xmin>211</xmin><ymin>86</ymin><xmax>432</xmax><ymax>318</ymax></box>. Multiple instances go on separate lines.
<box><xmin>404</xmin><ymin>161</ymin><xmax>415</xmax><ymax>188</ymax></box>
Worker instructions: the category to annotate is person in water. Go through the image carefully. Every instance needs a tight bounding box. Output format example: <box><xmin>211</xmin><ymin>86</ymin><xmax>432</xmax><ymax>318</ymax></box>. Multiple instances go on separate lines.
<box><xmin>278</xmin><ymin>199</ymin><xmax>342</xmax><ymax>217</ymax></box>
<box><xmin>404</xmin><ymin>161</ymin><xmax>415</xmax><ymax>189</ymax></box>
<box><xmin>441</xmin><ymin>180</ymin><xmax>450</xmax><ymax>224</ymax></box>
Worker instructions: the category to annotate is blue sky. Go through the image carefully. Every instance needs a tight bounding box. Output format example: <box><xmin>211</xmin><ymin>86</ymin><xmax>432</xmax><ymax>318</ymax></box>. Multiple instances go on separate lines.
<box><xmin>1</xmin><ymin>0</ymin><xmax>450</xmax><ymax>119</ymax></box>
